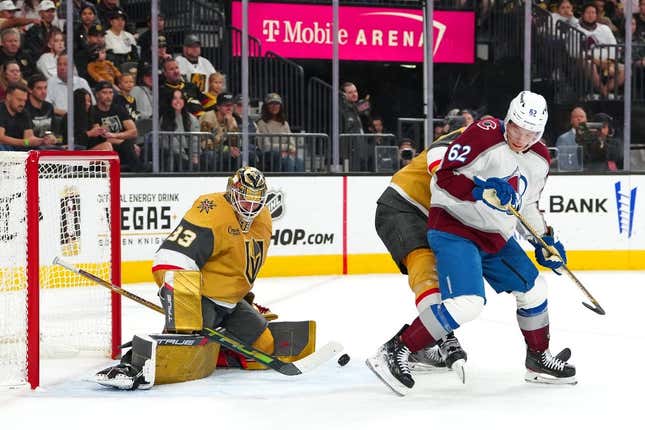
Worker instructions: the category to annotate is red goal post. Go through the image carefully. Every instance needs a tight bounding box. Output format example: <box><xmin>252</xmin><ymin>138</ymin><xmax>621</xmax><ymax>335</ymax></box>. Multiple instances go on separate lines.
<box><xmin>0</xmin><ymin>151</ymin><xmax>121</xmax><ymax>389</ymax></box>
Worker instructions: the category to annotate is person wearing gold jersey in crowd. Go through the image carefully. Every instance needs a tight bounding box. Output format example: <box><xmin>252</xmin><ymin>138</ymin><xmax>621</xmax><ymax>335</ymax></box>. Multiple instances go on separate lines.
<box><xmin>371</xmin><ymin>128</ymin><xmax>468</xmax><ymax>376</ymax></box>
<box><xmin>94</xmin><ymin>167</ymin><xmax>315</xmax><ymax>390</ymax></box>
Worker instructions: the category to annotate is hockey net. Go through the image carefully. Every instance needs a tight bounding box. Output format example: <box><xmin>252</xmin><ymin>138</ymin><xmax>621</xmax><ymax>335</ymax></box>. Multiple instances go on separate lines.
<box><xmin>0</xmin><ymin>151</ymin><xmax>121</xmax><ymax>389</ymax></box>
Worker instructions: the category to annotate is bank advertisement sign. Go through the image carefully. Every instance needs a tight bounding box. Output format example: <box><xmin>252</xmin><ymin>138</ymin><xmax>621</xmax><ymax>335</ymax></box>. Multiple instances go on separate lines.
<box><xmin>231</xmin><ymin>2</ymin><xmax>475</xmax><ymax>63</ymax></box>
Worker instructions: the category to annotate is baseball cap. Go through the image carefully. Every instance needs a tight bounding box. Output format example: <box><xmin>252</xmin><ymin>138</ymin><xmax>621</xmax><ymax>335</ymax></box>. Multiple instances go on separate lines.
<box><xmin>94</xmin><ymin>81</ymin><xmax>113</xmax><ymax>92</ymax></box>
<box><xmin>265</xmin><ymin>92</ymin><xmax>282</xmax><ymax>104</ymax></box>
<box><xmin>37</xmin><ymin>0</ymin><xmax>56</xmax><ymax>11</ymax></box>
<box><xmin>0</xmin><ymin>1</ymin><xmax>19</xmax><ymax>12</ymax></box>
<box><xmin>183</xmin><ymin>33</ymin><xmax>201</xmax><ymax>46</ymax></box>
<box><xmin>216</xmin><ymin>92</ymin><xmax>234</xmax><ymax>107</ymax></box>
<box><xmin>88</xmin><ymin>24</ymin><xmax>106</xmax><ymax>36</ymax></box>
<box><xmin>108</xmin><ymin>8</ymin><xmax>127</xmax><ymax>21</ymax></box>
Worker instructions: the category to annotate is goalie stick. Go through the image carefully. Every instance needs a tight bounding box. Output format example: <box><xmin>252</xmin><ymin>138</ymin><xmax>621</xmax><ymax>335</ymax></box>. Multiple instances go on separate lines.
<box><xmin>504</xmin><ymin>206</ymin><xmax>606</xmax><ymax>315</ymax></box>
<box><xmin>53</xmin><ymin>256</ymin><xmax>343</xmax><ymax>375</ymax></box>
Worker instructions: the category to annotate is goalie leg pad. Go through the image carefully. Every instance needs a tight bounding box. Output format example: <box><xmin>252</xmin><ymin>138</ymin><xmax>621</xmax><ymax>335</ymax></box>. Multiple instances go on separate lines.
<box><xmin>151</xmin><ymin>334</ymin><xmax>221</xmax><ymax>385</ymax></box>
<box><xmin>160</xmin><ymin>270</ymin><xmax>203</xmax><ymax>333</ymax></box>
<box><xmin>244</xmin><ymin>321</ymin><xmax>316</xmax><ymax>370</ymax></box>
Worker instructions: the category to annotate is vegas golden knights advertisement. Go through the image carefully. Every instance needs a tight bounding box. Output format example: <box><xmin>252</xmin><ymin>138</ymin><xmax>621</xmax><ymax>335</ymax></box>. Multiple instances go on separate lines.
<box><xmin>60</xmin><ymin>186</ymin><xmax>81</xmax><ymax>257</ymax></box>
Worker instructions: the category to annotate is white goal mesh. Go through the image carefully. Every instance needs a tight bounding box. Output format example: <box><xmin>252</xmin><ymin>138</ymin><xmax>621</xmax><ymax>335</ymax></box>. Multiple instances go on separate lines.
<box><xmin>0</xmin><ymin>151</ymin><xmax>120</xmax><ymax>388</ymax></box>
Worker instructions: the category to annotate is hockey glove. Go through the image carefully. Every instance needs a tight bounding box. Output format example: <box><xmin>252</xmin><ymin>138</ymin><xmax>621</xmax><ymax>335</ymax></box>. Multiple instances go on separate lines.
<box><xmin>472</xmin><ymin>177</ymin><xmax>517</xmax><ymax>213</ymax></box>
<box><xmin>531</xmin><ymin>229</ymin><xmax>567</xmax><ymax>275</ymax></box>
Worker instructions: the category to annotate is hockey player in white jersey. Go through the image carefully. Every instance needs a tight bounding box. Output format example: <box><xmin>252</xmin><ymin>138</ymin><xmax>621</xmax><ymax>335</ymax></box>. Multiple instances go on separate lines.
<box><xmin>368</xmin><ymin>91</ymin><xmax>576</xmax><ymax>395</ymax></box>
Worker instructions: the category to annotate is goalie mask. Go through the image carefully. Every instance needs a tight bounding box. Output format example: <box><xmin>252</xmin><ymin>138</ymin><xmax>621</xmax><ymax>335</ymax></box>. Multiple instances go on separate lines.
<box><xmin>226</xmin><ymin>167</ymin><xmax>267</xmax><ymax>232</ymax></box>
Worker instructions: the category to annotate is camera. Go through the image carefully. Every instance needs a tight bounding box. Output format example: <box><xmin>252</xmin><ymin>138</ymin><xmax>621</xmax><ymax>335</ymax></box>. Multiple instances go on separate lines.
<box><xmin>400</xmin><ymin>148</ymin><xmax>414</xmax><ymax>161</ymax></box>
<box><xmin>575</xmin><ymin>122</ymin><xmax>603</xmax><ymax>145</ymax></box>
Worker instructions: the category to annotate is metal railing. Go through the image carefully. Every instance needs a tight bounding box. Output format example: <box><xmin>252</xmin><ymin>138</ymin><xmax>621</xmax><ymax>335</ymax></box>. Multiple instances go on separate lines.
<box><xmin>306</xmin><ymin>77</ymin><xmax>336</xmax><ymax>135</ymax></box>
<box><xmin>144</xmin><ymin>131</ymin><xmax>329</xmax><ymax>173</ymax></box>
<box><xmin>339</xmin><ymin>133</ymin><xmax>398</xmax><ymax>172</ymax></box>
<box><xmin>259</xmin><ymin>52</ymin><xmax>306</xmax><ymax>130</ymax></box>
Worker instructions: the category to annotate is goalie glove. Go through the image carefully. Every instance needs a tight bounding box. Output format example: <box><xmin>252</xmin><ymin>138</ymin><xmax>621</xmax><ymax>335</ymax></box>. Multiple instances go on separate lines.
<box><xmin>472</xmin><ymin>176</ymin><xmax>518</xmax><ymax>213</ymax></box>
<box><xmin>530</xmin><ymin>227</ymin><xmax>567</xmax><ymax>275</ymax></box>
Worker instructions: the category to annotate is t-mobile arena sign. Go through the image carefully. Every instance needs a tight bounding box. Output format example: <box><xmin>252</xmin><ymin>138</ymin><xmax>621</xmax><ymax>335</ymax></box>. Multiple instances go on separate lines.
<box><xmin>231</xmin><ymin>2</ymin><xmax>475</xmax><ymax>63</ymax></box>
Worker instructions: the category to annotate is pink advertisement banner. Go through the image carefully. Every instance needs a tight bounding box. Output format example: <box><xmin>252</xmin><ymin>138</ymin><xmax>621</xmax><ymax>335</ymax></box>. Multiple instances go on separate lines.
<box><xmin>231</xmin><ymin>2</ymin><xmax>475</xmax><ymax>63</ymax></box>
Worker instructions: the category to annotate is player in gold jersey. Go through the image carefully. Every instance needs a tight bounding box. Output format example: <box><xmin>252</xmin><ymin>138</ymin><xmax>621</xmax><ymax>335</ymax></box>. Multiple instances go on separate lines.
<box><xmin>370</xmin><ymin>129</ymin><xmax>468</xmax><ymax>377</ymax></box>
<box><xmin>94</xmin><ymin>167</ymin><xmax>315</xmax><ymax>390</ymax></box>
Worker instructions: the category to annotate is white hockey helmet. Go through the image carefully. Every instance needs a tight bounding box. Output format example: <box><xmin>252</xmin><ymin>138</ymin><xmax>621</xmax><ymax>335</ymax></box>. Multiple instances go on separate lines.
<box><xmin>226</xmin><ymin>166</ymin><xmax>268</xmax><ymax>232</ymax></box>
<box><xmin>504</xmin><ymin>91</ymin><xmax>548</xmax><ymax>144</ymax></box>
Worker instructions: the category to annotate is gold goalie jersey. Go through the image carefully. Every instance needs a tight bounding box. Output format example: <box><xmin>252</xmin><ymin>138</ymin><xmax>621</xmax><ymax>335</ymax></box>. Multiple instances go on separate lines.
<box><xmin>152</xmin><ymin>192</ymin><xmax>272</xmax><ymax>307</ymax></box>
<box><xmin>389</xmin><ymin>127</ymin><xmax>465</xmax><ymax>214</ymax></box>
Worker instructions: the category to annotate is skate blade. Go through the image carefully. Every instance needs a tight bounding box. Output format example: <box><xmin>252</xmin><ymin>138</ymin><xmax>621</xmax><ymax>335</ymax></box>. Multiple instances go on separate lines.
<box><xmin>524</xmin><ymin>370</ymin><xmax>577</xmax><ymax>385</ymax></box>
<box><xmin>365</xmin><ymin>357</ymin><xmax>412</xmax><ymax>396</ymax></box>
<box><xmin>451</xmin><ymin>358</ymin><xmax>466</xmax><ymax>384</ymax></box>
<box><xmin>408</xmin><ymin>362</ymin><xmax>449</xmax><ymax>373</ymax></box>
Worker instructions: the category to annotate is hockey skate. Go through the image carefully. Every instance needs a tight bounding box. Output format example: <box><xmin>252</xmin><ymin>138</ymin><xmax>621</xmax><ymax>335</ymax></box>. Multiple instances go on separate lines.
<box><xmin>525</xmin><ymin>348</ymin><xmax>577</xmax><ymax>385</ymax></box>
<box><xmin>94</xmin><ymin>335</ymin><xmax>157</xmax><ymax>390</ymax></box>
<box><xmin>366</xmin><ymin>325</ymin><xmax>415</xmax><ymax>396</ymax></box>
<box><xmin>409</xmin><ymin>332</ymin><xmax>468</xmax><ymax>383</ymax></box>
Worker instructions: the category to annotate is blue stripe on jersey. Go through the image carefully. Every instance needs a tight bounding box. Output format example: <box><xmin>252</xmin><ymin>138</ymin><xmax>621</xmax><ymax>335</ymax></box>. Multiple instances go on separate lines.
<box><xmin>517</xmin><ymin>299</ymin><xmax>548</xmax><ymax>317</ymax></box>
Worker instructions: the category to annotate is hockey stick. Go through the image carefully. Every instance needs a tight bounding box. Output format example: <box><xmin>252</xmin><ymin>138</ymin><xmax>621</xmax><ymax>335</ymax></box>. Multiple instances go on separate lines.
<box><xmin>504</xmin><ymin>207</ymin><xmax>606</xmax><ymax>315</ymax></box>
<box><xmin>53</xmin><ymin>256</ymin><xmax>343</xmax><ymax>375</ymax></box>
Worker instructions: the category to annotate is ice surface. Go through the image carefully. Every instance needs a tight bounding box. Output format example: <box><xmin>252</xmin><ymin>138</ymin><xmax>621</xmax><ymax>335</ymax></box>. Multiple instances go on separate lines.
<box><xmin>1</xmin><ymin>272</ymin><xmax>641</xmax><ymax>430</ymax></box>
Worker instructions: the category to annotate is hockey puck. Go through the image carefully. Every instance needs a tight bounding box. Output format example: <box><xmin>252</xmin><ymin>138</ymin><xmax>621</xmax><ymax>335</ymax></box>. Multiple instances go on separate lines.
<box><xmin>337</xmin><ymin>353</ymin><xmax>350</xmax><ymax>366</ymax></box>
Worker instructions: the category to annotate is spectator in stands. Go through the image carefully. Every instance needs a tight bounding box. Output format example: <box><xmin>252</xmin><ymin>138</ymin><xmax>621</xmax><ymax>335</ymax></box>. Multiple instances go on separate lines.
<box><xmin>0</xmin><ymin>28</ymin><xmax>37</xmax><ymax>78</ymax></box>
<box><xmin>46</xmin><ymin>52</ymin><xmax>94</xmax><ymax>115</ymax></box>
<box><xmin>370</xmin><ymin>114</ymin><xmax>387</xmax><ymax>145</ymax></box>
<box><xmin>74</xmin><ymin>3</ymin><xmax>98</xmax><ymax>53</ymax></box>
<box><xmin>341</xmin><ymin>81</ymin><xmax>364</xmax><ymax>170</ymax></box>
<box><xmin>175</xmin><ymin>33</ymin><xmax>216</xmax><ymax>93</ymax></box>
<box><xmin>137</xmin><ymin>34</ymin><xmax>171</xmax><ymax>77</ymax></box>
<box><xmin>60</xmin><ymin>88</ymin><xmax>111</xmax><ymax>150</ymax></box>
<box><xmin>199</xmin><ymin>92</ymin><xmax>240</xmax><ymax>171</ymax></box>
<box><xmin>233</xmin><ymin>94</ymin><xmax>258</xmax><ymax>135</ymax></box>
<box><xmin>113</xmin><ymin>73</ymin><xmax>139</xmax><ymax>121</ymax></box>
<box><xmin>551</xmin><ymin>0</ymin><xmax>579</xmax><ymax>27</ymax></box>
<box><xmin>131</xmin><ymin>63</ymin><xmax>152</xmax><ymax>119</ymax></box>
<box><xmin>104</xmin><ymin>9</ymin><xmax>138</xmax><ymax>69</ymax></box>
<box><xmin>578</xmin><ymin>2</ymin><xmax>625</xmax><ymax>99</ymax></box>
<box><xmin>25</xmin><ymin>73</ymin><xmax>57</xmax><ymax>142</ymax></box>
<box><xmin>256</xmin><ymin>92</ymin><xmax>303</xmax><ymax>172</ymax></box>
<box><xmin>138</xmin><ymin>13</ymin><xmax>166</xmax><ymax>64</ymax></box>
<box><xmin>87</xmin><ymin>44</ymin><xmax>121</xmax><ymax>87</ymax></box>
<box><xmin>160</xmin><ymin>58</ymin><xmax>204</xmax><ymax>117</ymax></box>
<box><xmin>18</xmin><ymin>0</ymin><xmax>61</xmax><ymax>30</ymax></box>
<box><xmin>460</xmin><ymin>109</ymin><xmax>476</xmax><ymax>127</ymax></box>
<box><xmin>0</xmin><ymin>60</ymin><xmax>25</xmax><ymax>101</ymax></box>
<box><xmin>594</xmin><ymin>0</ymin><xmax>621</xmax><ymax>35</ymax></box>
<box><xmin>75</xmin><ymin>23</ymin><xmax>106</xmax><ymax>82</ymax></box>
<box><xmin>0</xmin><ymin>82</ymin><xmax>52</xmax><ymax>150</ymax></box>
<box><xmin>555</xmin><ymin>106</ymin><xmax>587</xmax><ymax>170</ymax></box>
<box><xmin>36</xmin><ymin>28</ymin><xmax>64</xmax><ymax>79</ymax></box>
<box><xmin>90</xmin><ymin>80</ymin><xmax>139</xmax><ymax>170</ymax></box>
<box><xmin>23</xmin><ymin>0</ymin><xmax>58</xmax><ymax>63</ymax></box>
<box><xmin>0</xmin><ymin>0</ymin><xmax>40</xmax><ymax>30</ymax></box>
<box><xmin>159</xmin><ymin>88</ymin><xmax>200</xmax><ymax>171</ymax></box>
<box><xmin>202</xmin><ymin>71</ymin><xmax>226</xmax><ymax>112</ymax></box>
<box><xmin>96</xmin><ymin>0</ymin><xmax>120</xmax><ymax>28</ymax></box>
<box><xmin>637</xmin><ymin>0</ymin><xmax>645</xmax><ymax>40</ymax></box>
